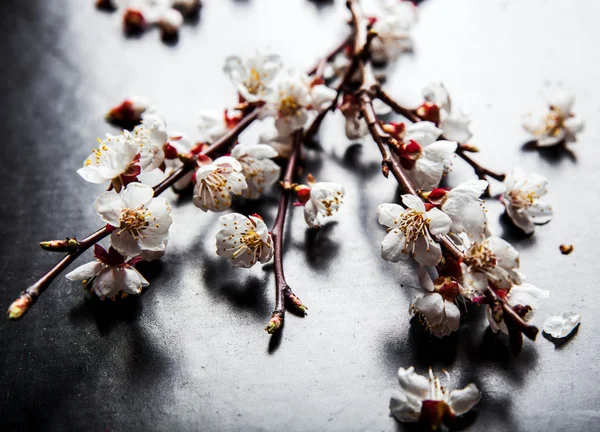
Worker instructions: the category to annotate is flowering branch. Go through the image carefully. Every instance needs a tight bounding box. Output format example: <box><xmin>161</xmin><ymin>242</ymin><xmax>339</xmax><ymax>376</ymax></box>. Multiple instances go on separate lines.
<box><xmin>348</xmin><ymin>0</ymin><xmax>537</xmax><ymax>352</ymax></box>
<box><xmin>7</xmin><ymin>109</ymin><xmax>259</xmax><ymax>320</ymax></box>
<box><xmin>265</xmin><ymin>130</ymin><xmax>306</xmax><ymax>334</ymax></box>
<box><xmin>376</xmin><ymin>88</ymin><xmax>506</xmax><ymax>184</ymax></box>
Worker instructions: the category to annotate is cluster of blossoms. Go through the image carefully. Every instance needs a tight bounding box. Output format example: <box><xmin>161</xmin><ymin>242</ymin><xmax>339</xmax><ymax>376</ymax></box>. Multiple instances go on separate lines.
<box><xmin>95</xmin><ymin>0</ymin><xmax>202</xmax><ymax>39</ymax></box>
<box><xmin>69</xmin><ymin>51</ymin><xmax>346</xmax><ymax>294</ymax></box>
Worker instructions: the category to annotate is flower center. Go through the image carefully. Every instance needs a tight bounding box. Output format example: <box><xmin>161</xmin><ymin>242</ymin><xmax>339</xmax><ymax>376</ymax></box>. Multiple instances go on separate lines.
<box><xmin>396</xmin><ymin>209</ymin><xmax>429</xmax><ymax>252</ymax></box>
<box><xmin>278</xmin><ymin>93</ymin><xmax>301</xmax><ymax>118</ymax></box>
<box><xmin>232</xmin><ymin>229</ymin><xmax>263</xmax><ymax>259</ymax></box>
<box><xmin>244</xmin><ymin>68</ymin><xmax>265</xmax><ymax>95</ymax></box>
<box><xmin>464</xmin><ymin>243</ymin><xmax>497</xmax><ymax>271</ymax></box>
<box><xmin>541</xmin><ymin>109</ymin><xmax>565</xmax><ymax>137</ymax></box>
<box><xmin>507</xmin><ymin>189</ymin><xmax>536</xmax><ymax>210</ymax></box>
<box><xmin>119</xmin><ymin>206</ymin><xmax>150</xmax><ymax>239</ymax></box>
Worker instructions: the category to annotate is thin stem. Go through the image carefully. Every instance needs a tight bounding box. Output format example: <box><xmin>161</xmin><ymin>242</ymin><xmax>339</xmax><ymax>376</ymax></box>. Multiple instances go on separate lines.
<box><xmin>8</xmin><ymin>109</ymin><xmax>259</xmax><ymax>320</ymax></box>
<box><xmin>376</xmin><ymin>86</ymin><xmax>506</xmax><ymax>183</ymax></box>
<box><xmin>348</xmin><ymin>0</ymin><xmax>537</xmax><ymax>343</ymax></box>
<box><xmin>265</xmin><ymin>130</ymin><xmax>304</xmax><ymax>334</ymax></box>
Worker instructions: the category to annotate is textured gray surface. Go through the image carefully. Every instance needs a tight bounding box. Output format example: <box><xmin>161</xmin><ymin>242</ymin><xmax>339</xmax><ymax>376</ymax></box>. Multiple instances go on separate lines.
<box><xmin>1</xmin><ymin>0</ymin><xmax>599</xmax><ymax>430</ymax></box>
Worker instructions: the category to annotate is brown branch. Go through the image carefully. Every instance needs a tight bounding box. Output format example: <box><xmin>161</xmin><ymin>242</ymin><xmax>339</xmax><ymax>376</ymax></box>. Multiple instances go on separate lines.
<box><xmin>265</xmin><ymin>130</ymin><xmax>305</xmax><ymax>334</ymax></box>
<box><xmin>7</xmin><ymin>110</ymin><xmax>259</xmax><ymax>320</ymax></box>
<box><xmin>348</xmin><ymin>0</ymin><xmax>537</xmax><ymax>343</ymax></box>
<box><xmin>376</xmin><ymin>88</ymin><xmax>506</xmax><ymax>184</ymax></box>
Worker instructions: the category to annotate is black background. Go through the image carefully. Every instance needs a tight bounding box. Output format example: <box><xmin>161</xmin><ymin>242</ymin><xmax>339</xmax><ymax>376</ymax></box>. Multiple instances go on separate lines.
<box><xmin>1</xmin><ymin>0</ymin><xmax>599</xmax><ymax>430</ymax></box>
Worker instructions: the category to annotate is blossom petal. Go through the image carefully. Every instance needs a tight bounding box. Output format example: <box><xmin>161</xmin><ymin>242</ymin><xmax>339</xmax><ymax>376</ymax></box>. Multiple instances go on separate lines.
<box><xmin>95</xmin><ymin>191</ymin><xmax>124</xmax><ymax>227</ymax></box>
<box><xmin>418</xmin><ymin>266</ymin><xmax>435</xmax><ymax>292</ymax></box>
<box><xmin>447</xmin><ymin>384</ymin><xmax>481</xmax><ymax>416</ymax></box>
<box><xmin>110</xmin><ymin>231</ymin><xmax>142</xmax><ymax>257</ymax></box>
<box><xmin>381</xmin><ymin>230</ymin><xmax>408</xmax><ymax>262</ymax></box>
<box><xmin>564</xmin><ymin>116</ymin><xmax>584</xmax><ymax>134</ymax></box>
<box><xmin>426</xmin><ymin>207</ymin><xmax>452</xmax><ymax>235</ymax></box>
<box><xmin>401</xmin><ymin>194</ymin><xmax>425</xmax><ymax>212</ymax></box>
<box><xmin>389</xmin><ymin>393</ymin><xmax>421</xmax><ymax>423</ymax></box>
<box><xmin>397</xmin><ymin>367</ymin><xmax>430</xmax><ymax>399</ymax></box>
<box><xmin>543</xmin><ymin>311</ymin><xmax>581</xmax><ymax>338</ymax></box>
<box><xmin>508</xmin><ymin>283</ymin><xmax>549</xmax><ymax>309</ymax></box>
<box><xmin>120</xmin><ymin>183</ymin><xmax>155</xmax><ymax>208</ymax></box>
<box><xmin>414</xmin><ymin>293</ymin><xmax>445</xmax><ymax>326</ymax></box>
<box><xmin>66</xmin><ymin>261</ymin><xmax>104</xmax><ymax>281</ymax></box>
<box><xmin>413</xmin><ymin>236</ymin><xmax>442</xmax><ymax>266</ymax></box>
<box><xmin>377</xmin><ymin>203</ymin><xmax>403</xmax><ymax>228</ymax></box>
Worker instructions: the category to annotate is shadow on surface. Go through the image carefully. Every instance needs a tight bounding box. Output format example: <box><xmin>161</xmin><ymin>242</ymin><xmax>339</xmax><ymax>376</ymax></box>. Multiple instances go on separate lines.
<box><xmin>521</xmin><ymin>139</ymin><xmax>577</xmax><ymax>164</ymax></box>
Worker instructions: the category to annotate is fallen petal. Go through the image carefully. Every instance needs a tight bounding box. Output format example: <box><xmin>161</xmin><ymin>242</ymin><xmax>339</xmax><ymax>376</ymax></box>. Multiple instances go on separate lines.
<box><xmin>543</xmin><ymin>311</ymin><xmax>581</xmax><ymax>338</ymax></box>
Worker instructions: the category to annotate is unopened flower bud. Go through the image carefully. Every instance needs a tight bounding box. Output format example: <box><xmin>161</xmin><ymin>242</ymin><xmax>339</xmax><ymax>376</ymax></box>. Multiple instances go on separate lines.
<box><xmin>171</xmin><ymin>0</ymin><xmax>202</xmax><ymax>17</ymax></box>
<box><xmin>295</xmin><ymin>185</ymin><xmax>311</xmax><ymax>205</ymax></box>
<box><xmin>105</xmin><ymin>97</ymin><xmax>150</xmax><ymax>126</ymax></box>
<box><xmin>123</xmin><ymin>9</ymin><xmax>147</xmax><ymax>34</ymax></box>
<box><xmin>159</xmin><ymin>9</ymin><xmax>183</xmax><ymax>40</ymax></box>
<box><xmin>416</xmin><ymin>102</ymin><xmax>441</xmax><ymax>125</ymax></box>
<box><xmin>284</xmin><ymin>287</ymin><xmax>307</xmax><ymax>315</ymax></box>
<box><xmin>265</xmin><ymin>312</ymin><xmax>283</xmax><ymax>334</ymax></box>
<box><xmin>95</xmin><ymin>0</ymin><xmax>116</xmax><ymax>10</ymax></box>
<box><xmin>40</xmin><ymin>238</ymin><xmax>79</xmax><ymax>252</ymax></box>
<box><xmin>7</xmin><ymin>294</ymin><xmax>33</xmax><ymax>320</ymax></box>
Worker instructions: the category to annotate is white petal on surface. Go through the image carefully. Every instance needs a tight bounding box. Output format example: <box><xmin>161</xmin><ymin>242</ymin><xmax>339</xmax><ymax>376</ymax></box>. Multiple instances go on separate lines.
<box><xmin>543</xmin><ymin>311</ymin><xmax>581</xmax><ymax>338</ymax></box>
<box><xmin>377</xmin><ymin>203</ymin><xmax>403</xmax><ymax>227</ymax></box>
<box><xmin>66</xmin><ymin>261</ymin><xmax>104</xmax><ymax>281</ymax></box>
<box><xmin>447</xmin><ymin>383</ymin><xmax>481</xmax><ymax>415</ymax></box>
<box><xmin>94</xmin><ymin>191</ymin><xmax>124</xmax><ymax>227</ymax></box>
<box><xmin>304</xmin><ymin>200</ymin><xmax>320</xmax><ymax>228</ymax></box>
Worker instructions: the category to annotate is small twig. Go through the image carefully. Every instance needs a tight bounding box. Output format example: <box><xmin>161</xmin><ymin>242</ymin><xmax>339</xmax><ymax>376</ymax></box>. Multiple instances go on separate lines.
<box><xmin>266</xmin><ymin>130</ymin><xmax>305</xmax><ymax>334</ymax></box>
<box><xmin>376</xmin><ymin>87</ymin><xmax>506</xmax><ymax>184</ymax></box>
<box><xmin>307</xmin><ymin>34</ymin><xmax>353</xmax><ymax>77</ymax></box>
<box><xmin>7</xmin><ymin>110</ymin><xmax>259</xmax><ymax>320</ymax></box>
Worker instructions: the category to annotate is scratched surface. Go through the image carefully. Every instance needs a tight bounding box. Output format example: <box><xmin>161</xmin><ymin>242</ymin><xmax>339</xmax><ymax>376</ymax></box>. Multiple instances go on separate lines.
<box><xmin>0</xmin><ymin>0</ymin><xmax>599</xmax><ymax>430</ymax></box>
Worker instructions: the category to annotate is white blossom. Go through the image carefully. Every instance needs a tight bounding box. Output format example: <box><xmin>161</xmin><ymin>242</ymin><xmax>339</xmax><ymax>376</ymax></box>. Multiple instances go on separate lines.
<box><xmin>411</xmin><ymin>266</ymin><xmax>461</xmax><ymax>338</ymax></box>
<box><xmin>486</xmin><ymin>283</ymin><xmax>549</xmax><ymax>335</ymax></box>
<box><xmin>95</xmin><ymin>183</ymin><xmax>172</xmax><ymax>257</ymax></box>
<box><xmin>501</xmin><ymin>168</ymin><xmax>552</xmax><ymax>234</ymax></box>
<box><xmin>215</xmin><ymin>213</ymin><xmax>274</xmax><ymax>268</ymax></box>
<box><xmin>261</xmin><ymin>73</ymin><xmax>336</xmax><ymax>133</ymax></box>
<box><xmin>423</xmin><ymin>82</ymin><xmax>473</xmax><ymax>144</ymax></box>
<box><xmin>231</xmin><ymin>143</ymin><xmax>281</xmax><ymax>199</ymax></box>
<box><xmin>543</xmin><ymin>311</ymin><xmax>581</xmax><ymax>339</ymax></box>
<box><xmin>371</xmin><ymin>13</ymin><xmax>416</xmax><ymax>63</ymax></box>
<box><xmin>429</xmin><ymin>180</ymin><xmax>489</xmax><ymax>241</ymax></box>
<box><xmin>131</xmin><ymin>111</ymin><xmax>169</xmax><ymax>172</ymax></box>
<box><xmin>390</xmin><ymin>367</ymin><xmax>481</xmax><ymax>426</ymax></box>
<box><xmin>398</xmin><ymin>122</ymin><xmax>457</xmax><ymax>191</ymax></box>
<box><xmin>460</xmin><ymin>236</ymin><xmax>523</xmax><ymax>292</ymax></box>
<box><xmin>223</xmin><ymin>53</ymin><xmax>283</xmax><ymax>103</ymax></box>
<box><xmin>193</xmin><ymin>156</ymin><xmax>247</xmax><ymax>212</ymax></box>
<box><xmin>523</xmin><ymin>89</ymin><xmax>584</xmax><ymax>146</ymax></box>
<box><xmin>303</xmin><ymin>182</ymin><xmax>345</xmax><ymax>228</ymax></box>
<box><xmin>66</xmin><ymin>245</ymin><xmax>148</xmax><ymax>300</ymax></box>
<box><xmin>78</xmin><ymin>133</ymin><xmax>141</xmax><ymax>190</ymax></box>
<box><xmin>377</xmin><ymin>195</ymin><xmax>451</xmax><ymax>266</ymax></box>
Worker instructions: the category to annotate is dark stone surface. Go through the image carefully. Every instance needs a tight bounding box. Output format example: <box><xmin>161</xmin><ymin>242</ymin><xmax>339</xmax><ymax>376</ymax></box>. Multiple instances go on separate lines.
<box><xmin>1</xmin><ymin>0</ymin><xmax>599</xmax><ymax>430</ymax></box>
